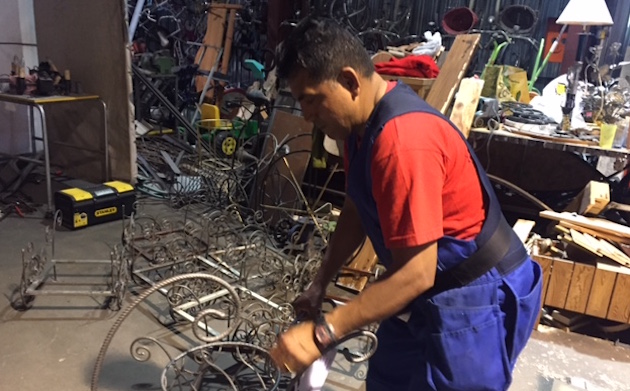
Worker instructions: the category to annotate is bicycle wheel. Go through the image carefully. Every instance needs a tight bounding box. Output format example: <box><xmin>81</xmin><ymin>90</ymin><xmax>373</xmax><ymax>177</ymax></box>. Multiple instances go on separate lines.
<box><xmin>329</xmin><ymin>0</ymin><xmax>370</xmax><ymax>32</ymax></box>
<box><xmin>220</xmin><ymin>87</ymin><xmax>249</xmax><ymax>119</ymax></box>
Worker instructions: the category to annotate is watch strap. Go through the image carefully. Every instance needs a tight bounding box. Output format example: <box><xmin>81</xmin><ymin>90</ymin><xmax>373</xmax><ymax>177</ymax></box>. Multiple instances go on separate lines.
<box><xmin>313</xmin><ymin>315</ymin><xmax>337</xmax><ymax>353</ymax></box>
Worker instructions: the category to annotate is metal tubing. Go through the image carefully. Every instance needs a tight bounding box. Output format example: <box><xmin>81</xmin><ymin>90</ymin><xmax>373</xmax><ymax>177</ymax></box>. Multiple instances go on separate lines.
<box><xmin>99</xmin><ymin>99</ymin><xmax>110</xmax><ymax>180</ymax></box>
<box><xmin>27</xmin><ymin>289</ymin><xmax>113</xmax><ymax>296</ymax></box>
<box><xmin>34</xmin><ymin>104</ymin><xmax>52</xmax><ymax>214</ymax></box>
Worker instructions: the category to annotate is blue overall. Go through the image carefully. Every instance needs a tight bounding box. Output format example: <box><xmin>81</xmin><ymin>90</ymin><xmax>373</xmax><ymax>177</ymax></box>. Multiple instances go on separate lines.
<box><xmin>345</xmin><ymin>83</ymin><xmax>543</xmax><ymax>390</ymax></box>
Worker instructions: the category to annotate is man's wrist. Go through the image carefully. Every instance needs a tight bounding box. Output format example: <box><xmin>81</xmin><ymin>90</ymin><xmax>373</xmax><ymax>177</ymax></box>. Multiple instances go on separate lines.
<box><xmin>312</xmin><ymin>315</ymin><xmax>338</xmax><ymax>353</ymax></box>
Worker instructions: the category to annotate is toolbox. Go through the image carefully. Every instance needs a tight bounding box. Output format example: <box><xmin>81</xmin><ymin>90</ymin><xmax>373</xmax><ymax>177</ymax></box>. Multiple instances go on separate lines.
<box><xmin>54</xmin><ymin>181</ymin><xmax>135</xmax><ymax>229</ymax></box>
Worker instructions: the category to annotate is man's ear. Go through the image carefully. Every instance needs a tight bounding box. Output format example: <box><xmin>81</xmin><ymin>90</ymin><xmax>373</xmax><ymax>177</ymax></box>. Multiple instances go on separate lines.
<box><xmin>338</xmin><ymin>67</ymin><xmax>360</xmax><ymax>98</ymax></box>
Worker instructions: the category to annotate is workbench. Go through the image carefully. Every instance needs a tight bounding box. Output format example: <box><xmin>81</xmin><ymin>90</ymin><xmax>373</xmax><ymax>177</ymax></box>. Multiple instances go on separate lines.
<box><xmin>0</xmin><ymin>93</ymin><xmax>109</xmax><ymax>216</ymax></box>
<box><xmin>468</xmin><ymin>127</ymin><xmax>630</xmax><ymax>160</ymax></box>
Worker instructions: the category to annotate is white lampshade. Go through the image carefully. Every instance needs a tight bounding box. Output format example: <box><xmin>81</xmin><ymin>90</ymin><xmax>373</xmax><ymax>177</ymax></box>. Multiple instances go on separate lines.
<box><xmin>556</xmin><ymin>0</ymin><xmax>613</xmax><ymax>26</ymax></box>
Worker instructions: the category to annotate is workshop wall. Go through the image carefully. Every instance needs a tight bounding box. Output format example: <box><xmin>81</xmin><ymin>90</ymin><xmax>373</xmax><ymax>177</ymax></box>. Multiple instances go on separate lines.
<box><xmin>33</xmin><ymin>0</ymin><xmax>135</xmax><ymax>182</ymax></box>
<box><xmin>0</xmin><ymin>0</ymin><xmax>38</xmax><ymax>155</ymax></box>
<box><xmin>407</xmin><ymin>0</ymin><xmax>629</xmax><ymax>90</ymax></box>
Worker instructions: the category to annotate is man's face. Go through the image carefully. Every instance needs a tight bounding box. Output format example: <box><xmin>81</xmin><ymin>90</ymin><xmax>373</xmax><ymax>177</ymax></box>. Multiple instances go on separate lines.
<box><xmin>288</xmin><ymin>69</ymin><xmax>356</xmax><ymax>141</ymax></box>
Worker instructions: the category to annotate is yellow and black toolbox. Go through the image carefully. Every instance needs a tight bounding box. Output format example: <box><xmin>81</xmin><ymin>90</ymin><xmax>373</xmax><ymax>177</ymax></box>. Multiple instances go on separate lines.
<box><xmin>54</xmin><ymin>181</ymin><xmax>135</xmax><ymax>229</ymax></box>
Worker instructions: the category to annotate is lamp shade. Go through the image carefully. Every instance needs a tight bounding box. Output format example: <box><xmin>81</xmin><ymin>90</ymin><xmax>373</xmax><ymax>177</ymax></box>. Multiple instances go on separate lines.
<box><xmin>556</xmin><ymin>0</ymin><xmax>613</xmax><ymax>26</ymax></box>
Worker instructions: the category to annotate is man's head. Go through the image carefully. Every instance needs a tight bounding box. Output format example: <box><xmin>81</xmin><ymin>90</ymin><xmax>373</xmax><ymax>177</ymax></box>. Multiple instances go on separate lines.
<box><xmin>276</xmin><ymin>17</ymin><xmax>380</xmax><ymax>140</ymax></box>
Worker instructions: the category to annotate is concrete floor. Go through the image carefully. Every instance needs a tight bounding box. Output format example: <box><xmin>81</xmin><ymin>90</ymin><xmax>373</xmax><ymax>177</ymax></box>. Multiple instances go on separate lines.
<box><xmin>1</xmin><ymin>202</ymin><xmax>630</xmax><ymax>391</ymax></box>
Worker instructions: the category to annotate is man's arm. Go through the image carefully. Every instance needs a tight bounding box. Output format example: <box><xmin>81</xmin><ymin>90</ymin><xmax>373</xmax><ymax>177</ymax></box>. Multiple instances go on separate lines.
<box><xmin>308</xmin><ymin>196</ymin><xmax>366</xmax><ymax>291</ymax></box>
<box><xmin>271</xmin><ymin>242</ymin><xmax>438</xmax><ymax>373</ymax></box>
<box><xmin>326</xmin><ymin>242</ymin><xmax>437</xmax><ymax>336</ymax></box>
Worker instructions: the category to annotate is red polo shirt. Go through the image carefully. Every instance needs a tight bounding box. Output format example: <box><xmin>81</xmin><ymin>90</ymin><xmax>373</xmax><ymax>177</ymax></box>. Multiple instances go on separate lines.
<box><xmin>345</xmin><ymin>83</ymin><xmax>486</xmax><ymax>248</ymax></box>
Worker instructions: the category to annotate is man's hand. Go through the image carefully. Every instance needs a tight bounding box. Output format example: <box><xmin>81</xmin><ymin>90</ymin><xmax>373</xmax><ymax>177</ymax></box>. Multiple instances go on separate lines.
<box><xmin>292</xmin><ymin>283</ymin><xmax>325</xmax><ymax>320</ymax></box>
<box><xmin>270</xmin><ymin>321</ymin><xmax>322</xmax><ymax>374</ymax></box>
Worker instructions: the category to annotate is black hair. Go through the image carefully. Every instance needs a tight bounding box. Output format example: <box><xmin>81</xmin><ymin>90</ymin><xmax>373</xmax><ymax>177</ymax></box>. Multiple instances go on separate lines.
<box><xmin>276</xmin><ymin>17</ymin><xmax>374</xmax><ymax>83</ymax></box>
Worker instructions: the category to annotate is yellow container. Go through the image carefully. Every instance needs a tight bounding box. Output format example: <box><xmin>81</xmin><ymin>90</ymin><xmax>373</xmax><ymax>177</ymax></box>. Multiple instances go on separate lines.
<box><xmin>599</xmin><ymin>123</ymin><xmax>617</xmax><ymax>149</ymax></box>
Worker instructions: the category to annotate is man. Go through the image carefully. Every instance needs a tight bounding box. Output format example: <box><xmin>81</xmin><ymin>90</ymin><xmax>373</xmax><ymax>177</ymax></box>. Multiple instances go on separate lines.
<box><xmin>270</xmin><ymin>17</ymin><xmax>542</xmax><ymax>391</ymax></box>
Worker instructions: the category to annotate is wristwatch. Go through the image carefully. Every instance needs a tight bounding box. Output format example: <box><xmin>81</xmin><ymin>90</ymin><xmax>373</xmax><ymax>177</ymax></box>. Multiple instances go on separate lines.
<box><xmin>313</xmin><ymin>315</ymin><xmax>337</xmax><ymax>353</ymax></box>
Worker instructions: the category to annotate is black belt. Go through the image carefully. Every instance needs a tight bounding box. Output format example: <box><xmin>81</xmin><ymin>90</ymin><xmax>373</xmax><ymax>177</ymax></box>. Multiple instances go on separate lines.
<box><xmin>424</xmin><ymin>216</ymin><xmax>528</xmax><ymax>297</ymax></box>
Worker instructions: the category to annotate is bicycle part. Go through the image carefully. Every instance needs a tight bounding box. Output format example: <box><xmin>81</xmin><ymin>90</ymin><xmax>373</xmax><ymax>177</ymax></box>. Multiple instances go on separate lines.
<box><xmin>329</xmin><ymin>0</ymin><xmax>369</xmax><ymax>32</ymax></box>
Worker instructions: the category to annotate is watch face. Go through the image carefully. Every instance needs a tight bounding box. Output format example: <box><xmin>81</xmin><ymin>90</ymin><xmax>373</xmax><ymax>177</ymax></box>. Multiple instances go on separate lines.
<box><xmin>314</xmin><ymin>324</ymin><xmax>333</xmax><ymax>346</ymax></box>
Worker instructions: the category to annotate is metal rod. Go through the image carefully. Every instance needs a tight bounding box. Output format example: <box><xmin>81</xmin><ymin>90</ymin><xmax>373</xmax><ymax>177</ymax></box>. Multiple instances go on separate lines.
<box><xmin>51</xmin><ymin>259</ymin><xmax>113</xmax><ymax>264</ymax></box>
<box><xmin>26</xmin><ymin>289</ymin><xmax>113</xmax><ymax>296</ymax></box>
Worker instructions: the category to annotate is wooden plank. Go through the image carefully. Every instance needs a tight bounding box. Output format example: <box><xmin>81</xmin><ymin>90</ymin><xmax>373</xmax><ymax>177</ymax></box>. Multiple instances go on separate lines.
<box><xmin>585</xmin><ymin>267</ymin><xmax>616</xmax><ymax>318</ymax></box>
<box><xmin>336</xmin><ymin>237</ymin><xmax>379</xmax><ymax>292</ymax></box>
<box><xmin>607</xmin><ymin>273</ymin><xmax>630</xmax><ymax>323</ymax></box>
<box><xmin>380</xmin><ymin>75</ymin><xmax>435</xmax><ymax>99</ymax></box>
<box><xmin>564</xmin><ymin>263</ymin><xmax>595</xmax><ymax>313</ymax></box>
<box><xmin>559</xmin><ymin>221</ymin><xmax>630</xmax><ymax>245</ymax></box>
<box><xmin>220</xmin><ymin>7</ymin><xmax>240</xmax><ymax>75</ymax></box>
<box><xmin>512</xmin><ymin>219</ymin><xmax>536</xmax><ymax>244</ymax></box>
<box><xmin>425</xmin><ymin>34</ymin><xmax>481</xmax><ymax>114</ymax></box>
<box><xmin>570</xmin><ymin>229</ymin><xmax>604</xmax><ymax>257</ymax></box>
<box><xmin>544</xmin><ymin>259</ymin><xmax>574</xmax><ymax>308</ymax></box>
<box><xmin>449</xmin><ymin>77</ymin><xmax>484</xmax><ymax>137</ymax></box>
<box><xmin>597</xmin><ymin>238</ymin><xmax>630</xmax><ymax>267</ymax></box>
<box><xmin>532</xmin><ymin>255</ymin><xmax>553</xmax><ymax>304</ymax></box>
<box><xmin>194</xmin><ymin>5</ymin><xmax>228</xmax><ymax>96</ymax></box>
<box><xmin>540</xmin><ymin>211</ymin><xmax>630</xmax><ymax>240</ymax></box>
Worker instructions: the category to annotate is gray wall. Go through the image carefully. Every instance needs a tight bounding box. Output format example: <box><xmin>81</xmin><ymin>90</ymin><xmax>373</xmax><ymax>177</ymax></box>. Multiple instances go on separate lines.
<box><xmin>0</xmin><ymin>0</ymin><xmax>39</xmax><ymax>155</ymax></box>
<box><xmin>33</xmin><ymin>0</ymin><xmax>135</xmax><ymax>182</ymax></box>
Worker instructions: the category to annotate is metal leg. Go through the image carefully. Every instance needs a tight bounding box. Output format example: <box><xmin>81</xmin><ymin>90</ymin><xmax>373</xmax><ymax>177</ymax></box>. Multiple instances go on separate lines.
<box><xmin>29</xmin><ymin>105</ymin><xmax>36</xmax><ymax>154</ymax></box>
<box><xmin>99</xmin><ymin>99</ymin><xmax>110</xmax><ymax>180</ymax></box>
<box><xmin>35</xmin><ymin>104</ymin><xmax>52</xmax><ymax>216</ymax></box>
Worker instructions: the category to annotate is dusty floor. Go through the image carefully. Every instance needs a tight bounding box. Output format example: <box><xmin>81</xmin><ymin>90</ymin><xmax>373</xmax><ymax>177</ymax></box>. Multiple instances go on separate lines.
<box><xmin>1</xmin><ymin>200</ymin><xmax>630</xmax><ymax>391</ymax></box>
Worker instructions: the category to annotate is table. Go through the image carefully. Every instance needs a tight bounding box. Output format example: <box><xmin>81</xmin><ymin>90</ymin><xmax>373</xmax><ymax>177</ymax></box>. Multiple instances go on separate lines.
<box><xmin>0</xmin><ymin>93</ymin><xmax>109</xmax><ymax>215</ymax></box>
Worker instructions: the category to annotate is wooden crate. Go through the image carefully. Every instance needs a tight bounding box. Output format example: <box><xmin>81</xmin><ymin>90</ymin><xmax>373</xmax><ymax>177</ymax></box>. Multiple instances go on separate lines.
<box><xmin>372</xmin><ymin>51</ymin><xmax>435</xmax><ymax>99</ymax></box>
<box><xmin>379</xmin><ymin>75</ymin><xmax>434</xmax><ymax>99</ymax></box>
<box><xmin>533</xmin><ymin>255</ymin><xmax>630</xmax><ymax>324</ymax></box>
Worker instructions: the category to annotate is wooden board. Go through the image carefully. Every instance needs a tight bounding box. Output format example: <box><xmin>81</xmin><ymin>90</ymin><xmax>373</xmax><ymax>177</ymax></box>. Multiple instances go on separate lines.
<box><xmin>607</xmin><ymin>273</ymin><xmax>630</xmax><ymax>322</ymax></box>
<box><xmin>585</xmin><ymin>267</ymin><xmax>616</xmax><ymax>318</ymax></box>
<box><xmin>559</xmin><ymin>221</ymin><xmax>630</xmax><ymax>245</ymax></box>
<box><xmin>195</xmin><ymin>5</ymin><xmax>228</xmax><ymax>96</ymax></box>
<box><xmin>533</xmin><ymin>255</ymin><xmax>553</xmax><ymax>304</ymax></box>
<box><xmin>503</xmin><ymin>127</ymin><xmax>599</xmax><ymax>146</ymax></box>
<box><xmin>380</xmin><ymin>75</ymin><xmax>434</xmax><ymax>99</ymax></box>
<box><xmin>449</xmin><ymin>77</ymin><xmax>484</xmax><ymax>137</ymax></box>
<box><xmin>220</xmin><ymin>6</ymin><xmax>239</xmax><ymax>75</ymax></box>
<box><xmin>532</xmin><ymin>255</ymin><xmax>553</xmax><ymax>325</ymax></box>
<box><xmin>564</xmin><ymin>263</ymin><xmax>595</xmax><ymax>313</ymax></box>
<box><xmin>540</xmin><ymin>211</ymin><xmax>630</xmax><ymax>240</ymax></box>
<box><xmin>336</xmin><ymin>237</ymin><xmax>379</xmax><ymax>292</ymax></box>
<box><xmin>512</xmin><ymin>219</ymin><xmax>536</xmax><ymax>243</ymax></box>
<box><xmin>425</xmin><ymin>34</ymin><xmax>481</xmax><ymax>114</ymax></box>
<box><xmin>544</xmin><ymin>259</ymin><xmax>574</xmax><ymax>308</ymax></box>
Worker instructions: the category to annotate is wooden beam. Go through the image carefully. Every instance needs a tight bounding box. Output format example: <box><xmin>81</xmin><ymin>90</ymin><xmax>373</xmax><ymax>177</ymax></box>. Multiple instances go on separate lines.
<box><xmin>449</xmin><ymin>77</ymin><xmax>484</xmax><ymax>137</ymax></box>
<box><xmin>195</xmin><ymin>5</ymin><xmax>228</xmax><ymax>97</ymax></box>
<box><xmin>425</xmin><ymin>34</ymin><xmax>481</xmax><ymax>114</ymax></box>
